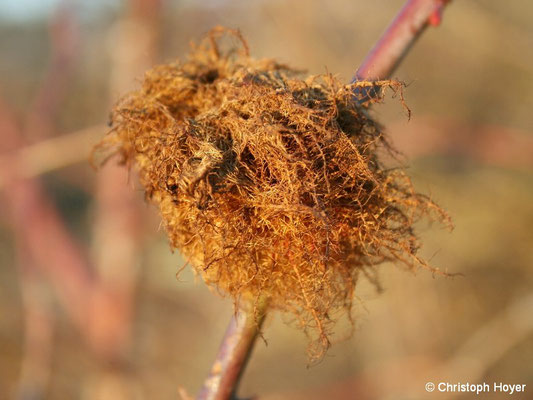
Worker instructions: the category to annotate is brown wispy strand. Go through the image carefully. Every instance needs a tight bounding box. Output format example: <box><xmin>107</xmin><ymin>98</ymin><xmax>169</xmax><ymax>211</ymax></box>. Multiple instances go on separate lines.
<box><xmin>96</xmin><ymin>27</ymin><xmax>450</xmax><ymax>361</ymax></box>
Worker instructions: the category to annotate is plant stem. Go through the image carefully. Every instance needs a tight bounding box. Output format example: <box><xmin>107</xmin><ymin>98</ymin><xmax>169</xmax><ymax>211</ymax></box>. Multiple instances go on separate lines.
<box><xmin>196</xmin><ymin>300</ymin><xmax>268</xmax><ymax>400</ymax></box>
<box><xmin>196</xmin><ymin>2</ymin><xmax>453</xmax><ymax>398</ymax></box>
<box><xmin>354</xmin><ymin>0</ymin><xmax>451</xmax><ymax>81</ymax></box>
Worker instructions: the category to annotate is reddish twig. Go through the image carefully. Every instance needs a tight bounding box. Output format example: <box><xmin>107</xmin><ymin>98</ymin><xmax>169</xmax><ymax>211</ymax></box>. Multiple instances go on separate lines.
<box><xmin>26</xmin><ymin>4</ymin><xmax>79</xmax><ymax>142</ymax></box>
<box><xmin>88</xmin><ymin>0</ymin><xmax>161</xmax><ymax>365</ymax></box>
<box><xmin>354</xmin><ymin>0</ymin><xmax>451</xmax><ymax>81</ymax></box>
<box><xmin>0</xmin><ymin>2</ymin><xmax>123</xmax><ymax>364</ymax></box>
<box><xmin>0</xmin><ymin>99</ymin><xmax>94</xmax><ymax>330</ymax></box>
<box><xmin>0</xmin><ymin>0</ymin><xmax>160</xmax><ymax>371</ymax></box>
<box><xmin>197</xmin><ymin>301</ymin><xmax>267</xmax><ymax>400</ymax></box>
<box><xmin>196</xmin><ymin>2</ymin><xmax>454</xmax><ymax>399</ymax></box>
<box><xmin>0</xmin><ymin>125</ymin><xmax>103</xmax><ymax>189</ymax></box>
<box><xmin>14</xmin><ymin>251</ymin><xmax>55</xmax><ymax>400</ymax></box>
<box><xmin>0</xmin><ymin>3</ymin><xmax>95</xmax><ymax>345</ymax></box>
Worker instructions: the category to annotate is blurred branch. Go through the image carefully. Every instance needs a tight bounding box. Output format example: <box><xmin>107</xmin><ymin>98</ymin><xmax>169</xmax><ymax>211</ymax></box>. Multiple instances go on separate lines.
<box><xmin>392</xmin><ymin>292</ymin><xmax>533</xmax><ymax>399</ymax></box>
<box><xmin>0</xmin><ymin>4</ymin><xmax>135</xmax><ymax>386</ymax></box>
<box><xmin>26</xmin><ymin>4</ymin><xmax>79</xmax><ymax>141</ymax></box>
<box><xmin>389</xmin><ymin>116</ymin><xmax>533</xmax><ymax>169</ymax></box>
<box><xmin>87</xmin><ymin>0</ymin><xmax>161</xmax><ymax>366</ymax></box>
<box><xmin>0</xmin><ymin>4</ymin><xmax>161</xmax><ymax>387</ymax></box>
<box><xmin>0</xmin><ymin>5</ymin><xmax>95</xmax><ymax>334</ymax></box>
<box><xmin>438</xmin><ymin>292</ymin><xmax>533</xmax><ymax>384</ymax></box>
<box><xmin>0</xmin><ymin>125</ymin><xmax>104</xmax><ymax>189</ymax></box>
<box><xmin>0</xmin><ymin>99</ymin><xmax>94</xmax><ymax>329</ymax></box>
<box><xmin>260</xmin><ymin>292</ymin><xmax>533</xmax><ymax>400</ymax></box>
<box><xmin>354</xmin><ymin>0</ymin><xmax>451</xmax><ymax>81</ymax></box>
<box><xmin>15</xmin><ymin>254</ymin><xmax>55</xmax><ymax>400</ymax></box>
<box><xmin>0</xmin><ymin>5</ymin><xmax>160</xmax><ymax>388</ymax></box>
<box><xmin>4</xmin><ymin>115</ymin><xmax>529</xmax><ymax>191</ymax></box>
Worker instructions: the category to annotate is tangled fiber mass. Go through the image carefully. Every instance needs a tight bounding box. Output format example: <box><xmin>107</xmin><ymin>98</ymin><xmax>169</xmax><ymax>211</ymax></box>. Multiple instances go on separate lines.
<box><xmin>98</xmin><ymin>28</ymin><xmax>449</xmax><ymax>360</ymax></box>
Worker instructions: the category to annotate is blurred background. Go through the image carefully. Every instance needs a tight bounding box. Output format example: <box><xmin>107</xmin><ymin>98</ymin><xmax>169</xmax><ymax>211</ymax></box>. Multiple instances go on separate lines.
<box><xmin>0</xmin><ymin>0</ymin><xmax>532</xmax><ymax>399</ymax></box>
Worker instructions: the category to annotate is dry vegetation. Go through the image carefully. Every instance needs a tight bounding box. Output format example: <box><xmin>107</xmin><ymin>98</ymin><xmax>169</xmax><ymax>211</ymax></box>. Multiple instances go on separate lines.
<box><xmin>97</xmin><ymin>28</ymin><xmax>450</xmax><ymax>360</ymax></box>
